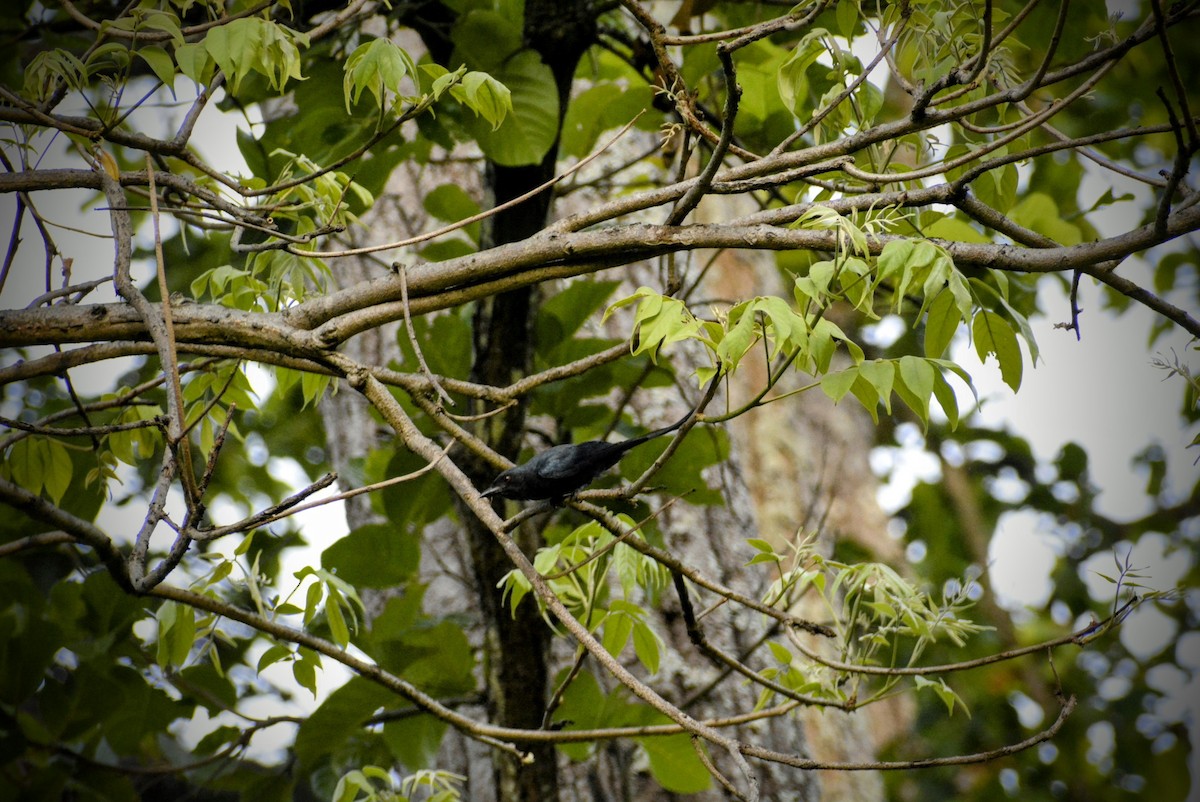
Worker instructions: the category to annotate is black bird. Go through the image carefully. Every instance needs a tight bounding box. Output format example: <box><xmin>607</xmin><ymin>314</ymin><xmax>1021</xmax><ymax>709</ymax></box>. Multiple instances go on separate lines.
<box><xmin>480</xmin><ymin>375</ymin><xmax>718</xmax><ymax>503</ymax></box>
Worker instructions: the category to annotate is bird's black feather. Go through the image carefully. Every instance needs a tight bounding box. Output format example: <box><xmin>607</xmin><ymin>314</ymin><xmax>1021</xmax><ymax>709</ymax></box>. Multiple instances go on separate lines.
<box><xmin>480</xmin><ymin>375</ymin><xmax>717</xmax><ymax>503</ymax></box>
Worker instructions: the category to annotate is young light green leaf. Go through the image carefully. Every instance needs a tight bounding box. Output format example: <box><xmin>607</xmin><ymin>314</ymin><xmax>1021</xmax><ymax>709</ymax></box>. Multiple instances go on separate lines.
<box><xmin>257</xmin><ymin>644</ymin><xmax>292</xmax><ymax>672</ymax></box>
<box><xmin>175</xmin><ymin>41</ymin><xmax>213</xmax><ymax>85</ymax></box>
<box><xmin>292</xmin><ymin>652</ymin><xmax>318</xmax><ymax>697</ymax></box>
<box><xmin>460</xmin><ymin>71</ymin><xmax>513</xmax><ymax>130</ymax></box>
<box><xmin>914</xmin><ymin>675</ymin><xmax>968</xmax><ymax>717</ymax></box>
<box><xmin>608</xmin><ymin>288</ymin><xmax>704</xmax><ymax>362</ymax></box>
<box><xmin>632</xmin><ymin>621</ymin><xmax>662</xmax><ymax>675</ymax></box>
<box><xmin>972</xmin><ymin>310</ymin><xmax>1023</xmax><ymax>392</ymax></box>
<box><xmin>820</xmin><ymin>366</ymin><xmax>859</xmax><ymax>403</ymax></box>
<box><xmin>757</xmin><ymin>295</ymin><xmax>809</xmax><ymax>358</ymax></box>
<box><xmin>498</xmin><ymin>568</ymin><xmax>532</xmax><ymax>614</ymax></box>
<box><xmin>303</xmin><ymin>579</ymin><xmax>323</xmax><ymax>626</ymax></box>
<box><xmin>715</xmin><ymin>301</ymin><xmax>760</xmax><ymax>371</ymax></box>
<box><xmin>858</xmin><ymin>359</ymin><xmax>896</xmax><ymax>413</ymax></box>
<box><xmin>155</xmin><ymin>601</ymin><xmax>177</xmax><ymax>667</ymax></box>
<box><xmin>777</xmin><ymin>29</ymin><xmax>829</xmax><ymax>117</ymax></box>
<box><xmin>465</xmin><ymin>51</ymin><xmax>555</xmax><ymax>165</ymax></box>
<box><xmin>924</xmin><ymin>289</ymin><xmax>960</xmax><ymax>359</ymax></box>
<box><xmin>169</xmin><ymin>603</ymin><xmax>196</xmax><ymax>666</ymax></box>
<box><xmin>42</xmin><ymin>438</ymin><xmax>72</xmax><ymax>505</ymax></box>
<box><xmin>325</xmin><ymin>585</ymin><xmax>350</xmax><ymax>647</ymax></box>
<box><xmin>135</xmin><ymin>45</ymin><xmax>176</xmax><ymax>91</ymax></box>
<box><xmin>897</xmin><ymin>355</ymin><xmax>936</xmax><ymax>423</ymax></box>
<box><xmin>204</xmin><ymin>18</ymin><xmax>307</xmax><ymax>95</ymax></box>
<box><xmin>342</xmin><ymin>38</ymin><xmax>416</xmax><ymax>113</ymax></box>
<box><xmin>602</xmin><ymin>610</ymin><xmax>634</xmax><ymax>657</ymax></box>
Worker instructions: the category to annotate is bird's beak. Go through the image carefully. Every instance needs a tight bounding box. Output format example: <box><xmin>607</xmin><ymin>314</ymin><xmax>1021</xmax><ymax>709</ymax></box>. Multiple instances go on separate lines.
<box><xmin>480</xmin><ymin>485</ymin><xmax>500</xmax><ymax>499</ymax></box>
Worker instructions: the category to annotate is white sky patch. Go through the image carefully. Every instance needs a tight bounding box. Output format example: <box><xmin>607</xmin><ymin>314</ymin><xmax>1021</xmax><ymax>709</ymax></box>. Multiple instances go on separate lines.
<box><xmin>988</xmin><ymin>510</ymin><xmax>1059</xmax><ymax>611</ymax></box>
<box><xmin>962</xmin><ymin>271</ymin><xmax>1196</xmax><ymax>522</ymax></box>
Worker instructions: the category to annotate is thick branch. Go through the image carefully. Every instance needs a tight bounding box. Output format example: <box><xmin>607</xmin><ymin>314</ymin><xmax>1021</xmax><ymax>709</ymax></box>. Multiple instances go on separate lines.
<box><xmin>6</xmin><ymin>203</ymin><xmax>1199</xmax><ymax>355</ymax></box>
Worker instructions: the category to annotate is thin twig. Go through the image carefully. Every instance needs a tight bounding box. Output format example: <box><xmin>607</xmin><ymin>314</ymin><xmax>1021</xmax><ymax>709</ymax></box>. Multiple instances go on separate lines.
<box><xmin>297</xmin><ymin>112</ymin><xmax>645</xmax><ymax>259</ymax></box>
<box><xmin>397</xmin><ymin>263</ymin><xmax>454</xmax><ymax>407</ymax></box>
<box><xmin>786</xmin><ymin>602</ymin><xmax>1134</xmax><ymax>677</ymax></box>
<box><xmin>741</xmin><ymin>694</ymin><xmax>1077</xmax><ymax>770</ymax></box>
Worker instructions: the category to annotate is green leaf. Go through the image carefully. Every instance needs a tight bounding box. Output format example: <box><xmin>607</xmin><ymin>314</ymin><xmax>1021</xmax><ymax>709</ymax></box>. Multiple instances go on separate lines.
<box><xmin>757</xmin><ymin>295</ymin><xmax>809</xmax><ymax>358</ymax></box>
<box><xmin>638</xmin><ymin>735</ymin><xmax>712</xmax><ymax>794</ymax></box>
<box><xmin>777</xmin><ymin>29</ymin><xmax>829</xmax><ymax>117</ymax></box>
<box><xmin>204</xmin><ymin>18</ymin><xmax>306</xmax><ymax>95</ymax></box>
<box><xmin>381</xmin><ymin>716</ymin><xmax>449</xmax><ymax>773</ymax></box>
<box><xmin>498</xmin><ymin>568</ymin><xmax>532</xmax><ymax>613</ymax></box>
<box><xmin>342</xmin><ymin>37</ymin><xmax>416</xmax><ymax>113</ymax></box>
<box><xmin>422</xmin><ymin>62</ymin><xmax>465</xmax><ymax>101</ymax></box>
<box><xmin>5</xmin><ymin>437</ymin><xmax>73</xmax><ymax>505</ymax></box>
<box><xmin>24</xmin><ymin>49</ymin><xmax>87</xmax><ymax>101</ymax></box>
<box><xmin>86</xmin><ymin>42</ymin><xmax>131</xmax><ymax>74</ymax></box>
<box><xmin>897</xmin><ymin>355</ymin><xmax>936</xmax><ymax>423</ymax></box>
<box><xmin>169</xmin><ymin>603</ymin><xmax>195</xmax><ymax>666</ymax></box>
<box><xmin>368</xmin><ymin>599</ymin><xmax>476</xmax><ymax>694</ymax></box>
<box><xmin>602</xmin><ymin>609</ymin><xmax>634</xmax><ymax>657</ymax></box>
<box><xmin>931</xmin><ymin>368</ymin><xmax>961</xmax><ymax>428</ymax></box>
<box><xmin>537</xmin><ymin>280</ymin><xmax>621</xmax><ymax>355</ymax></box>
<box><xmin>155</xmin><ymin>600</ymin><xmax>177</xmax><ymax>667</ymax></box>
<box><xmin>924</xmin><ymin>214</ymin><xmax>990</xmax><ymax>244</ymax></box>
<box><xmin>136</xmin><ymin>45</ymin><xmax>176</xmax><ymax>90</ymax></box>
<box><xmin>465</xmin><ymin>51</ymin><xmax>556</xmax><ymax>165</ymax></box>
<box><xmin>257</xmin><ymin>644</ymin><xmax>292</xmax><ymax>672</ymax></box>
<box><xmin>607</xmin><ymin>288</ymin><xmax>703</xmax><ymax>362</ymax></box>
<box><xmin>892</xmin><ymin>239</ymin><xmax>941</xmax><ymax>306</ymax></box>
<box><xmin>857</xmin><ymin>359</ymin><xmax>896</xmax><ymax>412</ymax></box>
<box><xmin>1009</xmin><ymin>192</ymin><xmax>1082</xmax><ymax>246</ymax></box>
<box><xmin>424</xmin><ymin>182</ymin><xmax>481</xmax><ymax>228</ymax></box>
<box><xmin>131</xmin><ymin>9</ymin><xmax>184</xmax><ymax>47</ymax></box>
<box><xmin>321</xmin><ymin>524</ymin><xmax>420</xmax><ymax>589</ymax></box>
<box><xmin>924</xmin><ymin>289</ymin><xmax>961</xmax><ymax>359</ymax></box>
<box><xmin>875</xmin><ymin>239</ymin><xmax>914</xmax><ymax>285</ymax></box>
<box><xmin>460</xmin><ymin>70</ymin><xmax>513</xmax><ymax>129</ymax></box>
<box><xmin>451</xmin><ymin>10</ymin><xmax>523</xmax><ymax>72</ymax></box>
<box><xmin>333</xmin><ymin>770</ymin><xmax>371</xmax><ymax>802</ymax></box>
<box><xmin>560</xmin><ymin>82</ymin><xmax>653</xmax><ymax>158</ymax></box>
<box><xmin>299</xmin><ymin>371</ymin><xmax>331</xmax><ymax>408</ymax></box>
<box><xmin>175</xmin><ymin>41</ymin><xmax>213</xmax><ymax>85</ymax></box>
<box><xmin>972</xmin><ymin>309</ymin><xmax>1023</xmax><ymax>391</ymax></box>
<box><xmin>292</xmin><ymin>649</ymin><xmax>319</xmax><ymax>697</ymax></box>
<box><xmin>631</xmin><ymin>621</ymin><xmax>662</xmax><ymax>675</ymax></box>
<box><xmin>42</xmin><ymin>438</ymin><xmax>72</xmax><ymax>505</ymax></box>
<box><xmin>325</xmin><ymin>585</ymin><xmax>350</xmax><ymax>647</ymax></box>
<box><xmin>303</xmin><ymin>579</ymin><xmax>323</xmax><ymax>626</ymax></box>
<box><xmin>914</xmin><ymin>675</ymin><xmax>968</xmax><ymax>716</ymax></box>
<box><xmin>294</xmin><ymin>677</ymin><xmax>393</xmax><ymax>769</ymax></box>
<box><xmin>854</xmin><ymin>79</ymin><xmax>884</xmax><ymax>126</ymax></box>
<box><xmin>820</xmin><ymin>366</ymin><xmax>859</xmax><ymax>403</ymax></box>
<box><xmin>836</xmin><ymin>0</ymin><xmax>859</xmax><ymax>38</ymax></box>
<box><xmin>715</xmin><ymin>300</ymin><xmax>760</xmax><ymax>370</ymax></box>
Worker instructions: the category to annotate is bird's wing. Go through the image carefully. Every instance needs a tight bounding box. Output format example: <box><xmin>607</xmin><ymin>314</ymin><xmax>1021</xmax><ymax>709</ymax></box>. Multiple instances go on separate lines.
<box><xmin>531</xmin><ymin>444</ymin><xmax>589</xmax><ymax>481</ymax></box>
